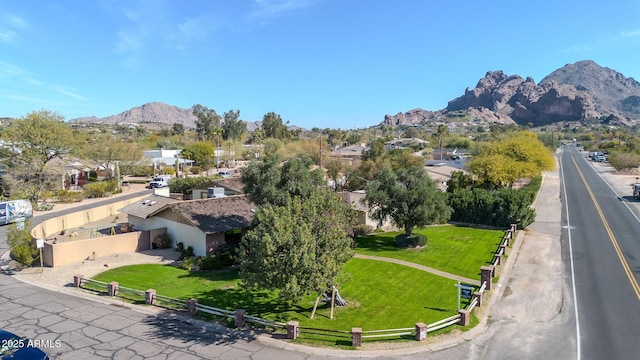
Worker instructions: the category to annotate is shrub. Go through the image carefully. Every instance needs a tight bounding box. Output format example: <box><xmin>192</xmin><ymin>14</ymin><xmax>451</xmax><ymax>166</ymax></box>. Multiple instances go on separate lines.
<box><xmin>152</xmin><ymin>233</ymin><xmax>171</xmax><ymax>249</ymax></box>
<box><xmin>352</xmin><ymin>224</ymin><xmax>374</xmax><ymax>238</ymax></box>
<box><xmin>161</xmin><ymin>167</ymin><xmax>176</xmax><ymax>175</ymax></box>
<box><xmin>83</xmin><ymin>180</ymin><xmax>117</xmax><ymax>198</ymax></box>
<box><xmin>56</xmin><ymin>190</ymin><xmax>84</xmax><ymax>203</ymax></box>
<box><xmin>609</xmin><ymin>152</ymin><xmax>640</xmax><ymax>170</ymax></box>
<box><xmin>7</xmin><ymin>221</ymin><xmax>37</xmax><ymax>266</ymax></box>
<box><xmin>169</xmin><ymin>176</ymin><xmax>220</xmax><ymax>194</ymax></box>
<box><xmin>179</xmin><ymin>257</ymin><xmax>201</xmax><ymax>271</ymax></box>
<box><xmin>395</xmin><ymin>233</ymin><xmax>427</xmax><ymax>248</ymax></box>
<box><xmin>119</xmin><ymin>223</ymin><xmax>135</xmax><ymax>233</ymax></box>
<box><xmin>36</xmin><ymin>203</ymin><xmax>55</xmax><ymax>211</ymax></box>
<box><xmin>176</xmin><ymin>242</ymin><xmax>185</xmax><ymax>253</ymax></box>
<box><xmin>189</xmin><ymin>166</ymin><xmax>203</xmax><ymax>175</ymax></box>
<box><xmin>200</xmin><ymin>249</ymin><xmax>237</xmax><ymax>270</ymax></box>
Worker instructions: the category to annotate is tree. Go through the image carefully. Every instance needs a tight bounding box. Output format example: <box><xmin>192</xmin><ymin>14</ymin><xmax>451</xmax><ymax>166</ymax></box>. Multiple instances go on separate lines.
<box><xmin>467</xmin><ymin>131</ymin><xmax>555</xmax><ymax>188</ymax></box>
<box><xmin>239</xmin><ymin>191</ymin><xmax>356</xmax><ymax>305</ymax></box>
<box><xmin>436</xmin><ymin>124</ymin><xmax>448</xmax><ymax>160</ymax></box>
<box><xmin>241</xmin><ymin>154</ymin><xmax>324</xmax><ymax>206</ymax></box>
<box><xmin>261</xmin><ymin>112</ymin><xmax>290</xmax><ymax>140</ymax></box>
<box><xmin>172</xmin><ymin>123</ymin><xmax>185</xmax><ymax>136</ymax></box>
<box><xmin>181</xmin><ymin>141</ymin><xmax>214</xmax><ymax>173</ymax></box>
<box><xmin>222</xmin><ymin>109</ymin><xmax>245</xmax><ymax>141</ymax></box>
<box><xmin>365</xmin><ymin>165</ymin><xmax>451</xmax><ymax>236</ymax></box>
<box><xmin>0</xmin><ymin>110</ymin><xmax>76</xmax><ymax>203</ymax></box>
<box><xmin>82</xmin><ymin>134</ymin><xmax>142</xmax><ymax>179</ymax></box>
<box><xmin>192</xmin><ymin>104</ymin><xmax>221</xmax><ymax>141</ymax></box>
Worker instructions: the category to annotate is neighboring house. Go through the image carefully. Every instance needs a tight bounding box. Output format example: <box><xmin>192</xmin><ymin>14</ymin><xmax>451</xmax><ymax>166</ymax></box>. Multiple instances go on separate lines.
<box><xmin>188</xmin><ymin>176</ymin><xmax>245</xmax><ymax>200</ymax></box>
<box><xmin>339</xmin><ymin>190</ymin><xmax>394</xmax><ymax>229</ymax></box>
<box><xmin>46</xmin><ymin>156</ymin><xmax>110</xmax><ymax>190</ymax></box>
<box><xmin>119</xmin><ymin>195</ymin><xmax>256</xmax><ymax>257</ymax></box>
<box><xmin>143</xmin><ymin>149</ymin><xmax>194</xmax><ymax>173</ymax></box>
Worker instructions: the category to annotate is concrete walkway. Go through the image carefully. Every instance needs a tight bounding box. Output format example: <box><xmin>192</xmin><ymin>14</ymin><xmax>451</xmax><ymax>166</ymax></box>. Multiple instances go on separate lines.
<box><xmin>354</xmin><ymin>254</ymin><xmax>481</xmax><ymax>286</ymax></box>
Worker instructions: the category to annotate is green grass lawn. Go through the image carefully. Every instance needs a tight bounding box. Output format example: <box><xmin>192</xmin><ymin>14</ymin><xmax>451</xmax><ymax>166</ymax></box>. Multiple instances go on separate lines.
<box><xmin>355</xmin><ymin>225</ymin><xmax>505</xmax><ymax>280</ymax></box>
<box><xmin>92</xmin><ymin>259</ymin><xmax>476</xmax><ymax>342</ymax></box>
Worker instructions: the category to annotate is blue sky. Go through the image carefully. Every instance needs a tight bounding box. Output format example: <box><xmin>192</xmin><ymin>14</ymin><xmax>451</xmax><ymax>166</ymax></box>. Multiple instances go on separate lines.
<box><xmin>1</xmin><ymin>0</ymin><xmax>640</xmax><ymax>129</ymax></box>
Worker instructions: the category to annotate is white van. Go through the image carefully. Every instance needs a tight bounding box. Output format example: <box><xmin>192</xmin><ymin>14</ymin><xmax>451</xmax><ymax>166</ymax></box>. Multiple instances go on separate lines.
<box><xmin>148</xmin><ymin>175</ymin><xmax>172</xmax><ymax>188</ymax></box>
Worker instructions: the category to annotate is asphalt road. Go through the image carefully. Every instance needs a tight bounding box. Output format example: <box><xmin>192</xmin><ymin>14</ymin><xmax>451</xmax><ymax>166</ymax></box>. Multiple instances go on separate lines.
<box><xmin>560</xmin><ymin>145</ymin><xmax>640</xmax><ymax>360</ymax></box>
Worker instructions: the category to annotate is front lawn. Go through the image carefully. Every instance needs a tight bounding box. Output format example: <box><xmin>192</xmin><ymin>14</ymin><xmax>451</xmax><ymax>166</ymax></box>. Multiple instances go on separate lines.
<box><xmin>92</xmin><ymin>259</ymin><xmax>475</xmax><ymax>339</ymax></box>
<box><xmin>355</xmin><ymin>225</ymin><xmax>505</xmax><ymax>279</ymax></box>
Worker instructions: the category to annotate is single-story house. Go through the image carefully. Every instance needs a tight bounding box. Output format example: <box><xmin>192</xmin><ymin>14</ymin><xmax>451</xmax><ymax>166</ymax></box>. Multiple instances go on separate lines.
<box><xmin>119</xmin><ymin>195</ymin><xmax>255</xmax><ymax>257</ymax></box>
<box><xmin>339</xmin><ymin>190</ymin><xmax>394</xmax><ymax>230</ymax></box>
<box><xmin>187</xmin><ymin>177</ymin><xmax>245</xmax><ymax>200</ymax></box>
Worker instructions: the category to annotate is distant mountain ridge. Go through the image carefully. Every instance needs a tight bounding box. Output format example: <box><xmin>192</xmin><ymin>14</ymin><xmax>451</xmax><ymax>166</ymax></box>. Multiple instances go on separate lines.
<box><xmin>69</xmin><ymin>102</ymin><xmax>262</xmax><ymax>132</ymax></box>
<box><xmin>384</xmin><ymin>60</ymin><xmax>640</xmax><ymax>127</ymax></box>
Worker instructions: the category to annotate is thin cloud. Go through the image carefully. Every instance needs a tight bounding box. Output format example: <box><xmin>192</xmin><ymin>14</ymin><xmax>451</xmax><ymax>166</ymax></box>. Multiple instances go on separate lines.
<box><xmin>619</xmin><ymin>29</ymin><xmax>640</xmax><ymax>39</ymax></box>
<box><xmin>6</xmin><ymin>15</ymin><xmax>28</xmax><ymax>29</ymax></box>
<box><xmin>0</xmin><ymin>61</ymin><xmax>88</xmax><ymax>102</ymax></box>
<box><xmin>0</xmin><ymin>14</ymin><xmax>28</xmax><ymax>43</ymax></box>
<box><xmin>249</xmin><ymin>0</ymin><xmax>320</xmax><ymax>19</ymax></box>
<box><xmin>55</xmin><ymin>86</ymin><xmax>88</xmax><ymax>101</ymax></box>
<box><xmin>561</xmin><ymin>44</ymin><xmax>592</xmax><ymax>53</ymax></box>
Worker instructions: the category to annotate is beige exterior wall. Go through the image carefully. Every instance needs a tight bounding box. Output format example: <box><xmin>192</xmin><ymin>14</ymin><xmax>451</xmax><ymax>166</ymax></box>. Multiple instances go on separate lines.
<box><xmin>128</xmin><ymin>215</ymin><xmax>207</xmax><ymax>256</ymax></box>
<box><xmin>31</xmin><ymin>195</ymin><xmax>148</xmax><ymax>240</ymax></box>
<box><xmin>42</xmin><ymin>231</ymin><xmax>151</xmax><ymax>267</ymax></box>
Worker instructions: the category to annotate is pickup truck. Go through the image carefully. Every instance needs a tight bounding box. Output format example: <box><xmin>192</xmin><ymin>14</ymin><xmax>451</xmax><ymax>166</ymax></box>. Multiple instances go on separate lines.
<box><xmin>147</xmin><ymin>175</ymin><xmax>172</xmax><ymax>188</ymax></box>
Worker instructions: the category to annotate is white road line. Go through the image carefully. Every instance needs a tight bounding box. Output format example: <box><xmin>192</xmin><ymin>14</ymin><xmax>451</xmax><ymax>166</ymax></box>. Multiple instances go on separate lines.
<box><xmin>560</xmin><ymin>146</ymin><xmax>581</xmax><ymax>360</ymax></box>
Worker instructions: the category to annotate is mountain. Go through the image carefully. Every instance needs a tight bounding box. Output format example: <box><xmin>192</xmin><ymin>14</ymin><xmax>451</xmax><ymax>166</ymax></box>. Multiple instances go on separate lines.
<box><xmin>384</xmin><ymin>60</ymin><xmax>640</xmax><ymax>127</ymax></box>
<box><xmin>540</xmin><ymin>60</ymin><xmax>640</xmax><ymax>121</ymax></box>
<box><xmin>69</xmin><ymin>102</ymin><xmax>198</xmax><ymax>129</ymax></box>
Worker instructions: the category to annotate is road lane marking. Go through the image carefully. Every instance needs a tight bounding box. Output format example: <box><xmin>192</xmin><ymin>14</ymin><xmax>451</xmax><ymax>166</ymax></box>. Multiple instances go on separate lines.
<box><xmin>571</xmin><ymin>156</ymin><xmax>640</xmax><ymax>301</ymax></box>
<box><xmin>560</xmin><ymin>148</ymin><xmax>581</xmax><ymax>360</ymax></box>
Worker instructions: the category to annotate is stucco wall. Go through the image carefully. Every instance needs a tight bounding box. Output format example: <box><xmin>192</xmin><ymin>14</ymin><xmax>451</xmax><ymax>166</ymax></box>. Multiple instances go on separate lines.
<box><xmin>128</xmin><ymin>215</ymin><xmax>206</xmax><ymax>256</ymax></box>
<box><xmin>31</xmin><ymin>195</ymin><xmax>148</xmax><ymax>240</ymax></box>
<box><xmin>42</xmin><ymin>231</ymin><xmax>151</xmax><ymax>267</ymax></box>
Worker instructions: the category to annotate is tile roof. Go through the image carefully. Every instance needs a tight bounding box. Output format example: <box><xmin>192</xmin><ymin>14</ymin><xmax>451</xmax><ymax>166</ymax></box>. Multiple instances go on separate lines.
<box><xmin>169</xmin><ymin>195</ymin><xmax>256</xmax><ymax>234</ymax></box>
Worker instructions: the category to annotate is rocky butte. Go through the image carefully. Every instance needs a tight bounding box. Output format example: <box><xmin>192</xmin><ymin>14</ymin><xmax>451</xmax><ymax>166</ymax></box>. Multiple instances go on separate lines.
<box><xmin>384</xmin><ymin>60</ymin><xmax>640</xmax><ymax>127</ymax></box>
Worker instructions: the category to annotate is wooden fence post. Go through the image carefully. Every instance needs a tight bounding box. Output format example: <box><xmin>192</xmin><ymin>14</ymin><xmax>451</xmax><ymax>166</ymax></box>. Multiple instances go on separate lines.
<box><xmin>480</xmin><ymin>266</ymin><xmax>494</xmax><ymax>291</ymax></box>
<box><xmin>234</xmin><ymin>309</ymin><xmax>246</xmax><ymax>327</ymax></box>
<box><xmin>415</xmin><ymin>322</ymin><xmax>427</xmax><ymax>341</ymax></box>
<box><xmin>145</xmin><ymin>289</ymin><xmax>156</xmax><ymax>305</ymax></box>
<box><xmin>286</xmin><ymin>321</ymin><xmax>299</xmax><ymax>339</ymax></box>
<box><xmin>458</xmin><ymin>309</ymin><xmax>470</xmax><ymax>326</ymax></box>
<box><xmin>108</xmin><ymin>282</ymin><xmax>118</xmax><ymax>296</ymax></box>
<box><xmin>473</xmin><ymin>291</ymin><xmax>483</xmax><ymax>307</ymax></box>
<box><xmin>186</xmin><ymin>298</ymin><xmax>198</xmax><ymax>315</ymax></box>
<box><xmin>73</xmin><ymin>275</ymin><xmax>83</xmax><ymax>287</ymax></box>
<box><xmin>351</xmin><ymin>328</ymin><xmax>362</xmax><ymax>347</ymax></box>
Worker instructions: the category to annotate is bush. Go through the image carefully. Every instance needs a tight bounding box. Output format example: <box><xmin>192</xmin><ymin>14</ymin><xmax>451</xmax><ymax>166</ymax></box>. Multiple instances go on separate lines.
<box><xmin>179</xmin><ymin>257</ymin><xmax>201</xmax><ymax>271</ymax></box>
<box><xmin>176</xmin><ymin>242</ymin><xmax>185</xmax><ymax>253</ymax></box>
<box><xmin>200</xmin><ymin>249</ymin><xmax>237</xmax><ymax>270</ymax></box>
<box><xmin>36</xmin><ymin>203</ymin><xmax>55</xmax><ymax>211</ymax></box>
<box><xmin>7</xmin><ymin>221</ymin><xmax>37</xmax><ymax>266</ymax></box>
<box><xmin>189</xmin><ymin>166</ymin><xmax>203</xmax><ymax>175</ymax></box>
<box><xmin>352</xmin><ymin>224</ymin><xmax>374</xmax><ymax>238</ymax></box>
<box><xmin>161</xmin><ymin>167</ymin><xmax>176</xmax><ymax>175</ymax></box>
<box><xmin>83</xmin><ymin>180</ymin><xmax>117</xmax><ymax>198</ymax></box>
<box><xmin>395</xmin><ymin>233</ymin><xmax>427</xmax><ymax>248</ymax></box>
<box><xmin>152</xmin><ymin>233</ymin><xmax>171</xmax><ymax>249</ymax></box>
<box><xmin>609</xmin><ymin>152</ymin><xmax>640</xmax><ymax>170</ymax></box>
<box><xmin>56</xmin><ymin>190</ymin><xmax>84</xmax><ymax>203</ymax></box>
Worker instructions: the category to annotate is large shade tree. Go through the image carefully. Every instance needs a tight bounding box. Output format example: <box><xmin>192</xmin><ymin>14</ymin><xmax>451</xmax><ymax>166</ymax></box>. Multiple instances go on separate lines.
<box><xmin>239</xmin><ymin>191</ymin><xmax>356</xmax><ymax>305</ymax></box>
<box><xmin>241</xmin><ymin>154</ymin><xmax>324</xmax><ymax>206</ymax></box>
<box><xmin>0</xmin><ymin>110</ymin><xmax>77</xmax><ymax>203</ymax></box>
<box><xmin>365</xmin><ymin>165</ymin><xmax>451</xmax><ymax>236</ymax></box>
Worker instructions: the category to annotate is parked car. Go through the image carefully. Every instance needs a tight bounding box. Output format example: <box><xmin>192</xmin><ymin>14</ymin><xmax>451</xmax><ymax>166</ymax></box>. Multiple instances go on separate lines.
<box><xmin>0</xmin><ymin>330</ymin><xmax>49</xmax><ymax>359</ymax></box>
<box><xmin>146</xmin><ymin>175</ymin><xmax>172</xmax><ymax>189</ymax></box>
<box><xmin>594</xmin><ymin>155</ymin><xmax>606</xmax><ymax>162</ymax></box>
